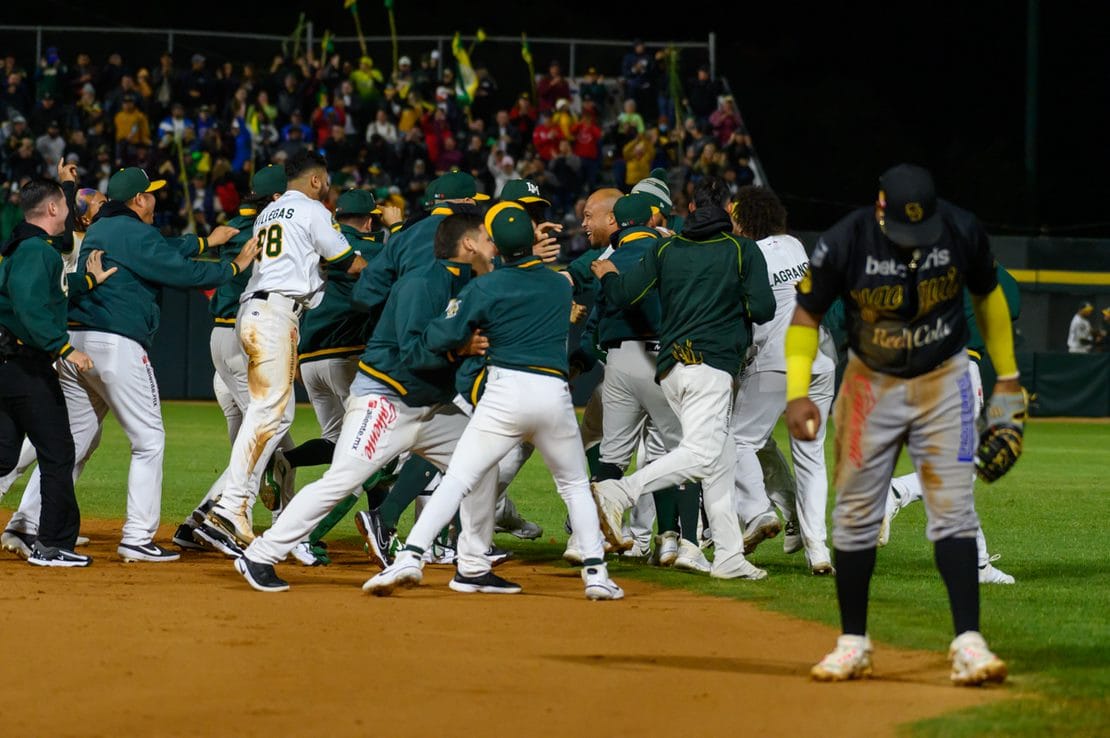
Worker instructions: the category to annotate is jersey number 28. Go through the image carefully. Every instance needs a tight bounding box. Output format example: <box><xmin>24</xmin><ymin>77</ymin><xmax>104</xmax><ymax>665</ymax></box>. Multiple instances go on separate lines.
<box><xmin>257</xmin><ymin>224</ymin><xmax>284</xmax><ymax>260</ymax></box>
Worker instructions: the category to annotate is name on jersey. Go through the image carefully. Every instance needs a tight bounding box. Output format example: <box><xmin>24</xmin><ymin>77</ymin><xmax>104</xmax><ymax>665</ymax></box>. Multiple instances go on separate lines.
<box><xmin>870</xmin><ymin>317</ymin><xmax>952</xmax><ymax>350</ymax></box>
<box><xmin>257</xmin><ymin>207</ymin><xmax>296</xmax><ymax>225</ymax></box>
<box><xmin>771</xmin><ymin>261</ymin><xmax>809</xmax><ymax>287</ymax></box>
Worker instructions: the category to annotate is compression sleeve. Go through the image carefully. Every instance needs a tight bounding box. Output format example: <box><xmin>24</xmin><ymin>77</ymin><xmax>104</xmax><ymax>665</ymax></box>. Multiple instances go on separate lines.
<box><xmin>784</xmin><ymin>324</ymin><xmax>819</xmax><ymax>401</ymax></box>
<box><xmin>972</xmin><ymin>285</ymin><xmax>1019</xmax><ymax>380</ymax></box>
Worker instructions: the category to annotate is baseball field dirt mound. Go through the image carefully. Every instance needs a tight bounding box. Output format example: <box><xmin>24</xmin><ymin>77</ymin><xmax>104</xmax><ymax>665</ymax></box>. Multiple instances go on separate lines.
<box><xmin>0</xmin><ymin>519</ymin><xmax>1007</xmax><ymax>737</ymax></box>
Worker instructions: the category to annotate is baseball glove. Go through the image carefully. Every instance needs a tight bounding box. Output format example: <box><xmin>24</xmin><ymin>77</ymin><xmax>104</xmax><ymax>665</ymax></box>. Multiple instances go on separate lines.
<box><xmin>974</xmin><ymin>387</ymin><xmax>1028</xmax><ymax>483</ymax></box>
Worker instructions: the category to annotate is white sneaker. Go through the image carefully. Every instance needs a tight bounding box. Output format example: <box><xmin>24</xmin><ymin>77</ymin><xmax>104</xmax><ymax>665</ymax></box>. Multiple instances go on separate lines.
<box><xmin>877</xmin><ymin>482</ymin><xmax>906</xmax><ymax>547</ymax></box>
<box><xmin>590</xmin><ymin>480</ymin><xmax>632</xmax><ymax>552</ymax></box>
<box><xmin>710</xmin><ymin>553</ymin><xmax>767</xmax><ymax>581</ymax></box>
<box><xmin>582</xmin><ymin>563</ymin><xmax>624</xmax><ymax>601</ymax></box>
<box><xmin>979</xmin><ymin>555</ymin><xmax>1015</xmax><ymax>584</ymax></box>
<box><xmin>289</xmin><ymin>541</ymin><xmax>325</xmax><ymax>567</ymax></box>
<box><xmin>655</xmin><ymin>531</ymin><xmax>680</xmax><ymax>567</ymax></box>
<box><xmin>563</xmin><ymin>532</ymin><xmax>584</xmax><ymax>565</ymax></box>
<box><xmin>782</xmin><ymin>520</ymin><xmax>803</xmax><ymax>555</ymax></box>
<box><xmin>806</xmin><ymin>546</ymin><xmax>835</xmax><ymax>576</ymax></box>
<box><xmin>362</xmin><ymin>550</ymin><xmax>424</xmax><ymax>596</ymax></box>
<box><xmin>673</xmin><ymin>539</ymin><xmax>711</xmax><ymax>573</ymax></box>
<box><xmin>742</xmin><ymin>510</ymin><xmax>782</xmax><ymax>555</ymax></box>
<box><xmin>811</xmin><ymin>634</ymin><xmax>873</xmax><ymax>681</ymax></box>
<box><xmin>622</xmin><ymin>538</ymin><xmax>651</xmax><ymax>559</ymax></box>
<box><xmin>949</xmin><ymin>631</ymin><xmax>1007</xmax><ymax>686</ymax></box>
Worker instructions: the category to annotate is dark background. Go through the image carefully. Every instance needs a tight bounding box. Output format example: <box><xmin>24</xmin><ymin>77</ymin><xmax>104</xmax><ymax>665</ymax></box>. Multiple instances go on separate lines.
<box><xmin>3</xmin><ymin>0</ymin><xmax>1107</xmax><ymax>236</ymax></box>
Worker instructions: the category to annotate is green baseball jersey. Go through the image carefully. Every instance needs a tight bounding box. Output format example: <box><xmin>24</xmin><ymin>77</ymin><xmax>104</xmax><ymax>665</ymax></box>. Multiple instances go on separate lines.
<box><xmin>565</xmin><ymin>246</ymin><xmax>603</xmax><ymax>299</ymax></box>
<box><xmin>424</xmin><ymin>257</ymin><xmax>573</xmax><ymax>382</ymax></box>
<box><xmin>70</xmin><ymin>203</ymin><xmax>239</xmax><ymax>349</ymax></box>
<box><xmin>358</xmin><ymin>259</ymin><xmax>473</xmax><ymax>407</ymax></box>
<box><xmin>599</xmin><ymin>206</ymin><xmax>775</xmax><ymax>380</ymax></box>
<box><xmin>596</xmin><ymin>226</ymin><xmax>663</xmax><ymax>348</ymax></box>
<box><xmin>208</xmin><ymin>209</ymin><xmax>258</xmax><ymax>325</ymax></box>
<box><xmin>0</xmin><ymin>223</ymin><xmax>78</xmax><ymax>358</ymax></box>
<box><xmin>965</xmin><ymin>264</ymin><xmax>1020</xmax><ymax>360</ymax></box>
<box><xmin>352</xmin><ymin>206</ymin><xmax>456</xmax><ymax>313</ymax></box>
<box><xmin>298</xmin><ymin>223</ymin><xmax>382</xmax><ymax>364</ymax></box>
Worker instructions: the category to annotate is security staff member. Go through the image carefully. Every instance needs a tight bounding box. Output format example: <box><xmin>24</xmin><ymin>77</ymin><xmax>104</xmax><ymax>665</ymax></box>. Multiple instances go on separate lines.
<box><xmin>0</xmin><ymin>178</ymin><xmax>113</xmax><ymax>567</ymax></box>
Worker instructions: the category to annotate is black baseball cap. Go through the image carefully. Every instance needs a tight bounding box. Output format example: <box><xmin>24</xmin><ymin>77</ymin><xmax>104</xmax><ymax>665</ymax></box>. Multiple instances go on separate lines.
<box><xmin>877</xmin><ymin>164</ymin><xmax>943</xmax><ymax>247</ymax></box>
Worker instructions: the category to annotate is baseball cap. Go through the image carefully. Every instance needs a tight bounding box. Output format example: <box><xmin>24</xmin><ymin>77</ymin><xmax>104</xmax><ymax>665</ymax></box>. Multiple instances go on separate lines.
<box><xmin>877</xmin><ymin>163</ymin><xmax>943</xmax><ymax>248</ymax></box>
<box><xmin>614</xmin><ymin>193</ymin><xmax>655</xmax><ymax>229</ymax></box>
<box><xmin>499</xmin><ymin>178</ymin><xmax>549</xmax><ymax>205</ymax></box>
<box><xmin>107</xmin><ymin>167</ymin><xmax>166</xmax><ymax>201</ymax></box>
<box><xmin>432</xmin><ymin>170</ymin><xmax>489</xmax><ymax>202</ymax></box>
<box><xmin>336</xmin><ymin>188</ymin><xmax>381</xmax><ymax>216</ymax></box>
<box><xmin>484</xmin><ymin>202</ymin><xmax>534</xmax><ymax>258</ymax></box>
<box><xmin>399</xmin><ymin>55</ymin><xmax>412</xmax><ymax>67</ymax></box>
<box><xmin>251</xmin><ymin>165</ymin><xmax>287</xmax><ymax>197</ymax></box>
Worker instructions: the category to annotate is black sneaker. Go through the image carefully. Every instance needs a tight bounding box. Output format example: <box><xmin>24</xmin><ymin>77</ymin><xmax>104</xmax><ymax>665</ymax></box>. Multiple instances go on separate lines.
<box><xmin>27</xmin><ymin>542</ymin><xmax>91</xmax><ymax>568</ymax></box>
<box><xmin>193</xmin><ymin>521</ymin><xmax>245</xmax><ymax>558</ymax></box>
<box><xmin>487</xmin><ymin>546</ymin><xmax>513</xmax><ymax>568</ymax></box>
<box><xmin>172</xmin><ymin>524</ymin><xmax>207</xmax><ymax>550</ymax></box>
<box><xmin>448</xmin><ymin>570</ymin><xmax>522</xmax><ymax>594</ymax></box>
<box><xmin>118</xmin><ymin>542</ymin><xmax>182</xmax><ymax>563</ymax></box>
<box><xmin>356</xmin><ymin>508</ymin><xmax>396</xmax><ymax>569</ymax></box>
<box><xmin>235</xmin><ymin>557</ymin><xmax>289</xmax><ymax>593</ymax></box>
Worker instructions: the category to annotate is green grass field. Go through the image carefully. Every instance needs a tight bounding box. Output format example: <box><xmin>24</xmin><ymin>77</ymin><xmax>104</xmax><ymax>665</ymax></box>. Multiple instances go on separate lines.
<box><xmin>2</xmin><ymin>403</ymin><xmax>1106</xmax><ymax>736</ymax></box>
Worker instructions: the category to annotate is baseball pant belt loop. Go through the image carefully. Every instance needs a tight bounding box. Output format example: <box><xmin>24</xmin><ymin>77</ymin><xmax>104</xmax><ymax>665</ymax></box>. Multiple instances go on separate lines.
<box><xmin>248</xmin><ymin>291</ymin><xmax>305</xmax><ymax>318</ymax></box>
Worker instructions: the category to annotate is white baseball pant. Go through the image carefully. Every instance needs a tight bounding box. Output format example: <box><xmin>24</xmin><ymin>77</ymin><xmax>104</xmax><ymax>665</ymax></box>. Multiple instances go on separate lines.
<box><xmin>300</xmin><ymin>356</ymin><xmax>359</xmax><ymax>442</ymax></box>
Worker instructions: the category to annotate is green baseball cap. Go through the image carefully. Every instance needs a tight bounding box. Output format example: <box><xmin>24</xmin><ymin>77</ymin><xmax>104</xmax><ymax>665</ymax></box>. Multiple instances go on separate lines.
<box><xmin>335</xmin><ymin>189</ymin><xmax>381</xmax><ymax>216</ymax></box>
<box><xmin>251</xmin><ymin>165</ymin><xmax>287</xmax><ymax>197</ymax></box>
<box><xmin>498</xmin><ymin>178</ymin><xmax>549</xmax><ymax>205</ymax></box>
<box><xmin>432</xmin><ymin>169</ymin><xmax>489</xmax><ymax>203</ymax></box>
<box><xmin>484</xmin><ymin>201</ymin><xmax>534</xmax><ymax>257</ymax></box>
<box><xmin>613</xmin><ymin>193</ymin><xmax>655</xmax><ymax>229</ymax></box>
<box><xmin>107</xmin><ymin>167</ymin><xmax>166</xmax><ymax>201</ymax></box>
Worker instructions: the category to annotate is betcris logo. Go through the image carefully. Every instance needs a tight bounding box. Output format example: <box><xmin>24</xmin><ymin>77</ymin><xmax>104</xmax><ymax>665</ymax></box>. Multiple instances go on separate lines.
<box><xmin>919</xmin><ymin>247</ymin><xmax>951</xmax><ymax>271</ymax></box>
<box><xmin>865</xmin><ymin>255</ymin><xmax>907</xmax><ymax>277</ymax></box>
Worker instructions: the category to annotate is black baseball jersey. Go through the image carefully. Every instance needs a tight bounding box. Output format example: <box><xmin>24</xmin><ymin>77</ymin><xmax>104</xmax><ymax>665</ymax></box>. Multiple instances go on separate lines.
<box><xmin>796</xmin><ymin>201</ymin><xmax>997</xmax><ymax>378</ymax></box>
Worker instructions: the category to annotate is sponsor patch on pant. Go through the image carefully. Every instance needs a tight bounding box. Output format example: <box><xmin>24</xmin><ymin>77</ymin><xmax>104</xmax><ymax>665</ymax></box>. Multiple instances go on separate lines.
<box><xmin>957</xmin><ymin>372</ymin><xmax>975</xmax><ymax>462</ymax></box>
<box><xmin>347</xmin><ymin>395</ymin><xmax>398</xmax><ymax>461</ymax></box>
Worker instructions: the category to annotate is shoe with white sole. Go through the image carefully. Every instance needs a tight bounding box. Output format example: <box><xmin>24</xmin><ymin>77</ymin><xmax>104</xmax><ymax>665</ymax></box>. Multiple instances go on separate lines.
<box><xmin>487</xmin><ymin>546</ymin><xmax>512</xmax><ymax>567</ymax></box>
<box><xmin>362</xmin><ymin>550</ymin><xmax>424</xmax><ymax>596</ymax></box>
<box><xmin>562</xmin><ymin>537</ymin><xmax>584</xmax><ymax>566</ymax></box>
<box><xmin>949</xmin><ymin>631</ymin><xmax>1007</xmax><ymax>686</ymax></box>
<box><xmin>449</xmin><ymin>570</ymin><xmax>522</xmax><ymax>594</ymax></box>
<box><xmin>118</xmin><ymin>542</ymin><xmax>181</xmax><ymax>563</ymax></box>
<box><xmin>290</xmin><ymin>541</ymin><xmax>327</xmax><ymax>567</ymax></box>
<box><xmin>743</xmin><ymin>510</ymin><xmax>782</xmax><ymax>555</ymax></box>
<box><xmin>811</xmin><ymin>634</ymin><xmax>873</xmax><ymax>681</ymax></box>
<box><xmin>590</xmin><ymin>480</ymin><xmax>631</xmax><ymax>552</ymax></box>
<box><xmin>782</xmin><ymin>520</ymin><xmax>803</xmax><ymax>555</ymax></box>
<box><xmin>622</xmin><ymin>538</ymin><xmax>651</xmax><ymax>559</ymax></box>
<box><xmin>710</xmin><ymin>554</ymin><xmax>768</xmax><ymax>581</ymax></box>
<box><xmin>979</xmin><ymin>555</ymin><xmax>1015</xmax><ymax>585</ymax></box>
<box><xmin>494</xmin><ymin>512</ymin><xmax>543</xmax><ymax>540</ymax></box>
<box><xmin>235</xmin><ymin>556</ymin><xmax>289</xmax><ymax>593</ymax></box>
<box><xmin>582</xmin><ymin>563</ymin><xmax>624</xmax><ymax>600</ymax></box>
<box><xmin>197</xmin><ymin>507</ymin><xmax>254</xmax><ymax>558</ymax></box>
<box><xmin>355</xmin><ymin>508</ymin><xmax>397</xmax><ymax>569</ymax></box>
<box><xmin>673</xmin><ymin>539</ymin><xmax>711</xmax><ymax>573</ymax></box>
<box><xmin>806</xmin><ymin>546</ymin><xmax>835</xmax><ymax>576</ymax></box>
<box><xmin>877</xmin><ymin>482</ymin><xmax>907</xmax><ymax>547</ymax></box>
<box><xmin>2</xmin><ymin>528</ymin><xmax>34</xmax><ymax>559</ymax></box>
<box><xmin>172</xmin><ymin>523</ymin><xmax>206</xmax><ymax>551</ymax></box>
<box><xmin>27</xmin><ymin>542</ymin><xmax>91</xmax><ymax>568</ymax></box>
<box><xmin>655</xmin><ymin>531</ymin><xmax>680</xmax><ymax>567</ymax></box>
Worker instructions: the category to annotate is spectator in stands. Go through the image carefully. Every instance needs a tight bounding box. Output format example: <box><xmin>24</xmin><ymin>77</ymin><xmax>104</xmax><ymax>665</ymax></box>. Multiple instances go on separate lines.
<box><xmin>392</xmin><ymin>55</ymin><xmax>415</xmax><ymax>99</ymax></box>
<box><xmin>4</xmin><ymin>137</ymin><xmax>42</xmax><ymax>182</ymax></box>
<box><xmin>34</xmin><ymin>47</ymin><xmax>65</xmax><ymax>101</ymax></box>
<box><xmin>1067</xmin><ymin>302</ymin><xmax>1095</xmax><ymax>353</ymax></box>
<box><xmin>135</xmin><ymin>68</ymin><xmax>155</xmax><ymax>110</ymax></box>
<box><xmin>622</xmin><ymin>130</ymin><xmax>654</xmax><ymax>192</ymax></box>
<box><xmin>617</xmin><ymin>98</ymin><xmax>645</xmax><ymax>145</ymax></box>
<box><xmin>29</xmin><ymin>91</ymin><xmax>67</xmax><ymax>134</ymax></box>
<box><xmin>183</xmin><ymin>54</ymin><xmax>212</xmax><ymax>108</ymax></box>
<box><xmin>549</xmin><ymin>139</ymin><xmax>581</xmax><ymax>216</ymax></box>
<box><xmin>277</xmin><ymin>123</ymin><xmax>309</xmax><ymax>159</ymax></box>
<box><xmin>34</xmin><ymin>120</ymin><xmax>65</xmax><ymax>169</ymax></box>
<box><xmin>684</xmin><ymin>65</ymin><xmax>721</xmax><ymax>127</ymax></box>
<box><xmin>509</xmin><ymin>93</ymin><xmax>536</xmax><ymax>143</ymax></box>
<box><xmin>537</xmin><ymin>60</ymin><xmax>571</xmax><ymax>114</ymax></box>
<box><xmin>1</xmin><ymin>73</ymin><xmax>31</xmax><ymax>122</ymax></box>
<box><xmin>622</xmin><ymin>40</ymin><xmax>654</xmax><ymax>121</ymax></box>
<box><xmin>572</xmin><ymin>108</ymin><xmax>602</xmax><ymax>193</ymax></box>
<box><xmin>551</xmin><ymin>98</ymin><xmax>576</xmax><ymax>140</ymax></box>
<box><xmin>490</xmin><ymin>109</ymin><xmax>522</xmax><ymax>159</ymax></box>
<box><xmin>680</xmin><ymin>115</ymin><xmax>713</xmax><ymax>160</ymax></box>
<box><xmin>113</xmin><ymin>93</ymin><xmax>150</xmax><ymax>161</ymax></box>
<box><xmin>578</xmin><ymin>67</ymin><xmax>607</xmax><ymax>118</ymax></box>
<box><xmin>435</xmin><ymin>134</ymin><xmax>464</xmax><ymax>174</ymax></box>
<box><xmin>366</xmin><ymin>108</ymin><xmax>398</xmax><ymax>144</ymax></box>
<box><xmin>67</xmin><ymin>52</ymin><xmax>97</xmax><ymax>101</ymax></box>
<box><xmin>532</xmin><ymin>112</ymin><xmax>560</xmax><ymax>163</ymax></box>
<box><xmin>709</xmin><ymin>95</ymin><xmax>742</xmax><ymax>146</ymax></box>
<box><xmin>98</xmin><ymin>52</ymin><xmax>124</xmax><ymax>94</ymax></box>
<box><xmin>471</xmin><ymin>65</ymin><xmax>498</xmax><ymax>125</ymax></box>
<box><xmin>152</xmin><ymin>53</ymin><xmax>176</xmax><ymax>118</ymax></box>
<box><xmin>351</xmin><ymin>56</ymin><xmax>384</xmax><ymax>108</ymax></box>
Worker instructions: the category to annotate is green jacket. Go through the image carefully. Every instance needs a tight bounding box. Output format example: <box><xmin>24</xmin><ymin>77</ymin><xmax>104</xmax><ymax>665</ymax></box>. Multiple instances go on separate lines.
<box><xmin>0</xmin><ymin>223</ymin><xmax>78</xmax><ymax>358</ymax></box>
<box><xmin>358</xmin><ymin>259</ymin><xmax>473</xmax><ymax>407</ymax></box>
<box><xmin>599</xmin><ymin>206</ymin><xmax>774</xmax><ymax>380</ymax></box>
<box><xmin>425</xmin><ymin>257</ymin><xmax>572</xmax><ymax>382</ymax></box>
<box><xmin>208</xmin><ymin>209</ymin><xmax>258</xmax><ymax>325</ymax></box>
<box><xmin>565</xmin><ymin>246</ymin><xmax>604</xmax><ymax>300</ymax></box>
<box><xmin>352</xmin><ymin>206</ymin><xmax>458</xmax><ymax>313</ymax></box>
<box><xmin>596</xmin><ymin>227</ymin><xmax>663</xmax><ymax>348</ymax></box>
<box><xmin>966</xmin><ymin>264</ymin><xmax>1021</xmax><ymax>359</ymax></box>
<box><xmin>299</xmin><ymin>223</ymin><xmax>382</xmax><ymax>364</ymax></box>
<box><xmin>70</xmin><ymin>203</ymin><xmax>239</xmax><ymax>349</ymax></box>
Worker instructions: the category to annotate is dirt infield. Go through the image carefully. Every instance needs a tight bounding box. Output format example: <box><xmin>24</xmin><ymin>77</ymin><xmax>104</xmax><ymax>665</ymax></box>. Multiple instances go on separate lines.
<box><xmin>0</xmin><ymin>519</ymin><xmax>1006</xmax><ymax>737</ymax></box>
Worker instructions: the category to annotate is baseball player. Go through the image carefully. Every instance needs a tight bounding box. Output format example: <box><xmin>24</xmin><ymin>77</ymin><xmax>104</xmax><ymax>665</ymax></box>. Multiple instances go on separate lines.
<box><xmin>788</xmin><ymin>163</ymin><xmax>1019</xmax><ymax>685</ymax></box>
<box><xmin>590</xmin><ymin>176</ymin><xmax>775</xmax><ymax>580</ymax></box>
<box><xmin>729</xmin><ymin>186</ymin><xmax>836</xmax><ymax>574</ymax></box>
<box><xmin>196</xmin><ymin>150</ymin><xmax>368</xmax><ymax>557</ymax></box>
<box><xmin>878</xmin><ymin>263</ymin><xmax>1022</xmax><ymax>585</ymax></box>
<box><xmin>17</xmin><ymin>167</ymin><xmax>255</xmax><ymax>562</ymax></box>
<box><xmin>232</xmin><ymin>210</ymin><xmax>497</xmax><ymax>592</ymax></box>
<box><xmin>364</xmin><ymin>202</ymin><xmax>622</xmax><ymax>599</ymax></box>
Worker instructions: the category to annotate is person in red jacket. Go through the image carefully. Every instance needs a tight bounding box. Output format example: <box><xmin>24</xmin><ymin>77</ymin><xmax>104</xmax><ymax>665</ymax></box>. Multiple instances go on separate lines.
<box><xmin>572</xmin><ymin>111</ymin><xmax>603</xmax><ymax>192</ymax></box>
<box><xmin>537</xmin><ymin>60</ymin><xmax>570</xmax><ymax>114</ymax></box>
<box><xmin>532</xmin><ymin>112</ymin><xmax>560</xmax><ymax>163</ymax></box>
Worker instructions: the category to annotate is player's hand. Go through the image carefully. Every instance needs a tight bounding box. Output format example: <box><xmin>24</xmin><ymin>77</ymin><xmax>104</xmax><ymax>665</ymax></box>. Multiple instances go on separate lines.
<box><xmin>207</xmin><ymin>224</ymin><xmax>241</xmax><ymax>248</ymax></box>
<box><xmin>85</xmin><ymin>250</ymin><xmax>118</xmax><ymax>285</ymax></box>
<box><xmin>785</xmin><ymin>397</ymin><xmax>820</xmax><ymax>441</ymax></box>
<box><xmin>458</xmin><ymin>329</ymin><xmax>489</xmax><ymax>357</ymax></box>
<box><xmin>570</xmin><ymin>301</ymin><xmax>588</xmax><ymax>325</ymax></box>
<box><xmin>533</xmin><ymin>222</ymin><xmax>562</xmax><ymax>263</ymax></box>
<box><xmin>380</xmin><ymin>204</ymin><xmax>403</xmax><ymax>227</ymax></box>
<box><xmin>65</xmin><ymin>350</ymin><xmax>94</xmax><ymax>372</ymax></box>
<box><xmin>590</xmin><ymin>259</ymin><xmax>618</xmax><ymax>279</ymax></box>
<box><xmin>234</xmin><ymin>235</ymin><xmax>262</xmax><ymax>271</ymax></box>
<box><xmin>56</xmin><ymin>157</ymin><xmax>78</xmax><ymax>184</ymax></box>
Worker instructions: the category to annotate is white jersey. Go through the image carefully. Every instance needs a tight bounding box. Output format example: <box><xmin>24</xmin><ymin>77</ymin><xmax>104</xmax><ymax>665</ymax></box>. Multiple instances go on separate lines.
<box><xmin>64</xmin><ymin>231</ymin><xmax>84</xmax><ymax>274</ymax></box>
<box><xmin>243</xmin><ymin>190</ymin><xmax>353</xmax><ymax>308</ymax></box>
<box><xmin>1067</xmin><ymin>314</ymin><xmax>1092</xmax><ymax>353</ymax></box>
<box><xmin>749</xmin><ymin>234</ymin><xmax>834</xmax><ymax>375</ymax></box>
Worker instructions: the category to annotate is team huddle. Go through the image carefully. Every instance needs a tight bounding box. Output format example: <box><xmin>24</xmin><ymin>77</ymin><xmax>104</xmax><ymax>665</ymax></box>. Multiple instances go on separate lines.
<box><xmin>0</xmin><ymin>150</ymin><xmax>1026</xmax><ymax>686</ymax></box>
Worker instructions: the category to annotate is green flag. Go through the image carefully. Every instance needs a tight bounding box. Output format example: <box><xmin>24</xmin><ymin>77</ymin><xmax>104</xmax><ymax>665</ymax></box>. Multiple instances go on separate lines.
<box><xmin>451</xmin><ymin>32</ymin><xmax>478</xmax><ymax>106</ymax></box>
<box><xmin>521</xmin><ymin>33</ymin><xmax>533</xmax><ymax>66</ymax></box>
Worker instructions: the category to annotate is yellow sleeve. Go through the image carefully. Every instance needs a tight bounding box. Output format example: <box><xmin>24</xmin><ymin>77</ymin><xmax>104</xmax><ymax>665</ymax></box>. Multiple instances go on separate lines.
<box><xmin>785</xmin><ymin>324</ymin><xmax>819</xmax><ymax>401</ymax></box>
<box><xmin>972</xmin><ymin>285</ymin><xmax>1019</xmax><ymax>380</ymax></box>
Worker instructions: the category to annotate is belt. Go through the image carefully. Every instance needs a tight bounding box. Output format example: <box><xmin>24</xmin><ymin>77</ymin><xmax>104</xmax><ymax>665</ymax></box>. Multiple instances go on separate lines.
<box><xmin>612</xmin><ymin>339</ymin><xmax>662</xmax><ymax>353</ymax></box>
<box><xmin>248</xmin><ymin>291</ymin><xmax>305</xmax><ymax>317</ymax></box>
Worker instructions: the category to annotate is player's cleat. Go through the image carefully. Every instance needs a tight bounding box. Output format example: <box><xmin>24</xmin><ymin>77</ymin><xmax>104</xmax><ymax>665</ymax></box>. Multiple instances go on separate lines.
<box><xmin>743</xmin><ymin>510</ymin><xmax>782</xmax><ymax>555</ymax></box>
<box><xmin>806</xmin><ymin>546</ymin><xmax>835</xmax><ymax>575</ymax></box>
<box><xmin>674</xmin><ymin>539</ymin><xmax>712</xmax><ymax>573</ymax></box>
<box><xmin>810</xmin><ymin>560</ymin><xmax>835</xmax><ymax>576</ymax></box>
<box><xmin>811</xmin><ymin>634</ymin><xmax>873</xmax><ymax>681</ymax></box>
<box><xmin>448</xmin><ymin>570</ymin><xmax>522</xmax><ymax>594</ymax></box>
<box><xmin>234</xmin><ymin>556</ymin><xmax>289</xmax><ymax>593</ymax></box>
<box><xmin>2</xmin><ymin>528</ymin><xmax>35</xmax><ymax>559</ymax></box>
<box><xmin>172</xmin><ymin>523</ymin><xmax>206</xmax><ymax>551</ymax></box>
<box><xmin>978</xmin><ymin>555</ymin><xmax>1015</xmax><ymax>585</ymax></box>
<box><xmin>355</xmin><ymin>508</ymin><xmax>396</xmax><ymax>569</ymax></box>
<box><xmin>582</xmin><ymin>563</ymin><xmax>624</xmax><ymax>600</ymax></box>
<box><xmin>949</xmin><ymin>631</ymin><xmax>1007</xmax><ymax>686</ymax></box>
<box><xmin>590</xmin><ymin>480</ymin><xmax>632</xmax><ymax>552</ymax></box>
<box><xmin>710</xmin><ymin>554</ymin><xmax>768</xmax><ymax>581</ymax></box>
<box><xmin>494</xmin><ymin>507</ymin><xmax>543</xmax><ymax>540</ymax></box>
<box><xmin>27</xmin><ymin>542</ymin><xmax>91</xmax><ymax>568</ymax></box>
<box><xmin>562</xmin><ymin>537</ymin><xmax>584</xmax><ymax>566</ymax></box>
<box><xmin>362</xmin><ymin>550</ymin><xmax>423</xmax><ymax>596</ymax></box>
<box><xmin>194</xmin><ymin>515</ymin><xmax>248</xmax><ymax>559</ymax></box>
<box><xmin>655</xmin><ymin>531</ymin><xmax>680</xmax><ymax>567</ymax></box>
<box><xmin>117</xmin><ymin>542</ymin><xmax>181</xmax><ymax>563</ymax></box>
<box><xmin>622</xmin><ymin>538</ymin><xmax>651</xmax><ymax>559</ymax></box>
<box><xmin>260</xmin><ymin>449</ymin><xmax>293</xmax><ymax>511</ymax></box>
<box><xmin>877</xmin><ymin>481</ymin><xmax>906</xmax><ymax>547</ymax></box>
<box><xmin>487</xmin><ymin>546</ymin><xmax>512</xmax><ymax>567</ymax></box>
<box><xmin>424</xmin><ymin>535</ymin><xmax>457</xmax><ymax>565</ymax></box>
<box><xmin>782</xmin><ymin>520</ymin><xmax>803</xmax><ymax>555</ymax></box>
<box><xmin>290</xmin><ymin>541</ymin><xmax>327</xmax><ymax>567</ymax></box>
<box><xmin>208</xmin><ymin>508</ymin><xmax>255</xmax><ymax>547</ymax></box>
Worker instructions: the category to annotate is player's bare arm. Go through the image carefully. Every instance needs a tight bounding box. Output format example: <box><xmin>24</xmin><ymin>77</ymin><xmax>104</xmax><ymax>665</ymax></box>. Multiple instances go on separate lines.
<box><xmin>346</xmin><ymin>253</ymin><xmax>369</xmax><ymax>274</ymax></box>
<box><xmin>784</xmin><ymin>304</ymin><xmax>823</xmax><ymax>441</ymax></box>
